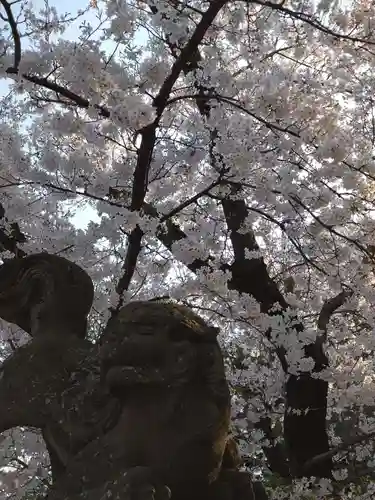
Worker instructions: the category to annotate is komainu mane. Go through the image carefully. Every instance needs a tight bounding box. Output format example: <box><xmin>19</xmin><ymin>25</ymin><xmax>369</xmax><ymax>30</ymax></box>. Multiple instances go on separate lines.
<box><xmin>0</xmin><ymin>253</ymin><xmax>255</xmax><ymax>500</ymax></box>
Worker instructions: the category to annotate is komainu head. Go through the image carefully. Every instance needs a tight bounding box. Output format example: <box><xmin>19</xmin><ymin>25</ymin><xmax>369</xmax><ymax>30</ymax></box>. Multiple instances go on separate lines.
<box><xmin>0</xmin><ymin>253</ymin><xmax>94</xmax><ymax>338</ymax></box>
<box><xmin>100</xmin><ymin>300</ymin><xmax>230</xmax><ymax>408</ymax></box>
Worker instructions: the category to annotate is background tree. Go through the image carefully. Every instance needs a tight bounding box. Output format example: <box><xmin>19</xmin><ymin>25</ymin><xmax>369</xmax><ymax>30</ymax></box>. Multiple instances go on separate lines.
<box><xmin>1</xmin><ymin>0</ymin><xmax>375</xmax><ymax>498</ymax></box>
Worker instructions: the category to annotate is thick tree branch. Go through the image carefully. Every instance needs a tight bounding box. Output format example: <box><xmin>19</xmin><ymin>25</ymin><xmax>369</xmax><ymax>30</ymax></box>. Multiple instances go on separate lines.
<box><xmin>159</xmin><ymin>178</ymin><xmax>223</xmax><ymax>223</ymax></box>
<box><xmin>317</xmin><ymin>290</ymin><xmax>353</xmax><ymax>341</ymax></box>
<box><xmin>0</xmin><ymin>0</ymin><xmax>21</xmax><ymax>71</ymax></box>
<box><xmin>219</xmin><ymin>193</ymin><xmax>331</xmax><ymax>477</ymax></box>
<box><xmin>115</xmin><ymin>0</ymin><xmax>226</xmax><ymax>301</ymax></box>
<box><xmin>12</xmin><ymin>73</ymin><xmax>111</xmax><ymax>117</ymax></box>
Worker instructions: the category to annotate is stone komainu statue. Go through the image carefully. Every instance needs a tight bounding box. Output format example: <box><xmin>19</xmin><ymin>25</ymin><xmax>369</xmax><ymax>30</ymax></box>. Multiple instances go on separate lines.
<box><xmin>0</xmin><ymin>253</ymin><xmax>120</xmax><ymax>481</ymax></box>
<box><xmin>0</xmin><ymin>253</ymin><xmax>94</xmax><ymax>338</ymax></box>
<box><xmin>48</xmin><ymin>299</ymin><xmax>238</xmax><ymax>500</ymax></box>
<box><xmin>99</xmin><ymin>300</ymin><xmax>232</xmax><ymax>484</ymax></box>
<box><xmin>0</xmin><ymin>253</ymin><xmax>254</xmax><ymax>500</ymax></box>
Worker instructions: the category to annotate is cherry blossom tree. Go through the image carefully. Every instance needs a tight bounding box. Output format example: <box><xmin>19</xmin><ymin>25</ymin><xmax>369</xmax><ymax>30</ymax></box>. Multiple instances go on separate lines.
<box><xmin>1</xmin><ymin>0</ymin><xmax>375</xmax><ymax>498</ymax></box>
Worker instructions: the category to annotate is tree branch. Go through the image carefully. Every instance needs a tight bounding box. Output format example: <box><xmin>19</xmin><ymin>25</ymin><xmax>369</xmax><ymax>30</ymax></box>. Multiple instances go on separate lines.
<box><xmin>115</xmin><ymin>0</ymin><xmax>226</xmax><ymax>303</ymax></box>
<box><xmin>0</xmin><ymin>0</ymin><xmax>21</xmax><ymax>71</ymax></box>
<box><xmin>317</xmin><ymin>290</ymin><xmax>353</xmax><ymax>341</ymax></box>
<box><xmin>249</xmin><ymin>0</ymin><xmax>375</xmax><ymax>46</ymax></box>
<box><xmin>302</xmin><ymin>429</ymin><xmax>375</xmax><ymax>472</ymax></box>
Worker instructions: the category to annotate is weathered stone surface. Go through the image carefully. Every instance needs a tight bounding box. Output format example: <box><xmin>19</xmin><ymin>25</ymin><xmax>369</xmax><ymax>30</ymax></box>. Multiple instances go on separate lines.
<box><xmin>0</xmin><ymin>334</ymin><xmax>121</xmax><ymax>468</ymax></box>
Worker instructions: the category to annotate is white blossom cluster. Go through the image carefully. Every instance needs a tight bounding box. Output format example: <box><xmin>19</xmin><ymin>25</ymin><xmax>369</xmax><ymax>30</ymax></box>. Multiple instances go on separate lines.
<box><xmin>1</xmin><ymin>0</ymin><xmax>375</xmax><ymax>498</ymax></box>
